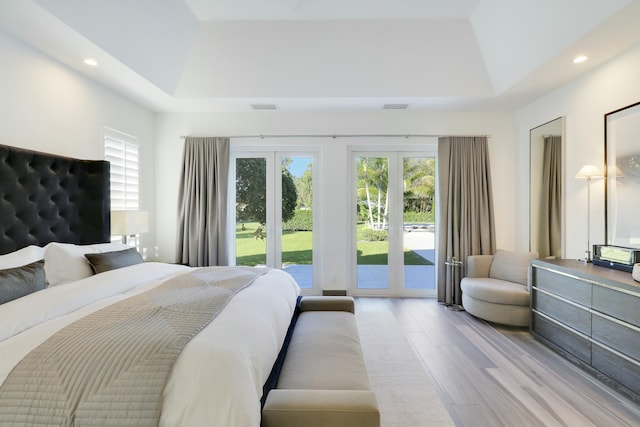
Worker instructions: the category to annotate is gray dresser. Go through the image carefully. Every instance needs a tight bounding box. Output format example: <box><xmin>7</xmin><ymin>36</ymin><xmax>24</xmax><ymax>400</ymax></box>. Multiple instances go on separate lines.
<box><xmin>530</xmin><ymin>259</ymin><xmax>640</xmax><ymax>402</ymax></box>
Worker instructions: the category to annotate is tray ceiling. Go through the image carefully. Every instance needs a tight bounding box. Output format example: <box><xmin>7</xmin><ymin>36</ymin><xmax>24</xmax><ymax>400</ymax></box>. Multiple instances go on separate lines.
<box><xmin>1</xmin><ymin>0</ymin><xmax>638</xmax><ymax>112</ymax></box>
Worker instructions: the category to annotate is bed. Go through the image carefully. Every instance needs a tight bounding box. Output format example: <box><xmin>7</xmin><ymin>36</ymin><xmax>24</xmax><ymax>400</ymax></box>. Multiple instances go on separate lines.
<box><xmin>0</xmin><ymin>144</ymin><xmax>300</xmax><ymax>426</ymax></box>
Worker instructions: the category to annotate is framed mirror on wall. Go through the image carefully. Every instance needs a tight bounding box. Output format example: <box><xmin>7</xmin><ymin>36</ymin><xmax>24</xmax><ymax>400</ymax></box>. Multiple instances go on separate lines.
<box><xmin>530</xmin><ymin>117</ymin><xmax>564</xmax><ymax>259</ymax></box>
<box><xmin>605</xmin><ymin>101</ymin><xmax>640</xmax><ymax>249</ymax></box>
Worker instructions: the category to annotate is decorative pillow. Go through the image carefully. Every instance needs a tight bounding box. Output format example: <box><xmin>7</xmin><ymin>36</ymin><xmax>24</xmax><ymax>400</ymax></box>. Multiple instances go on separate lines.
<box><xmin>489</xmin><ymin>249</ymin><xmax>537</xmax><ymax>286</ymax></box>
<box><xmin>0</xmin><ymin>245</ymin><xmax>45</xmax><ymax>269</ymax></box>
<box><xmin>44</xmin><ymin>242</ymin><xmax>130</xmax><ymax>286</ymax></box>
<box><xmin>0</xmin><ymin>260</ymin><xmax>46</xmax><ymax>304</ymax></box>
<box><xmin>85</xmin><ymin>247</ymin><xmax>144</xmax><ymax>274</ymax></box>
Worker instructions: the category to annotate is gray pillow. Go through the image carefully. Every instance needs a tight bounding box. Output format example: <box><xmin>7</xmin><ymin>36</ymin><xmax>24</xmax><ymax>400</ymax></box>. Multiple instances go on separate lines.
<box><xmin>0</xmin><ymin>260</ymin><xmax>46</xmax><ymax>304</ymax></box>
<box><xmin>85</xmin><ymin>247</ymin><xmax>144</xmax><ymax>274</ymax></box>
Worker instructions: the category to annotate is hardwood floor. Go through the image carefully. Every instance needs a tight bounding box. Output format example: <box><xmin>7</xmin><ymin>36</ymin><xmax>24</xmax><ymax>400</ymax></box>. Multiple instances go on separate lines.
<box><xmin>355</xmin><ymin>298</ymin><xmax>640</xmax><ymax>427</ymax></box>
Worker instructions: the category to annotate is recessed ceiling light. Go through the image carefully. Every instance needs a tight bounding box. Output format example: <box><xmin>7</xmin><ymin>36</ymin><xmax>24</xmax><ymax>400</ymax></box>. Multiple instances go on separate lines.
<box><xmin>84</xmin><ymin>58</ymin><xmax>98</xmax><ymax>66</ymax></box>
<box><xmin>383</xmin><ymin>104</ymin><xmax>409</xmax><ymax>110</ymax></box>
<box><xmin>572</xmin><ymin>55</ymin><xmax>588</xmax><ymax>64</ymax></box>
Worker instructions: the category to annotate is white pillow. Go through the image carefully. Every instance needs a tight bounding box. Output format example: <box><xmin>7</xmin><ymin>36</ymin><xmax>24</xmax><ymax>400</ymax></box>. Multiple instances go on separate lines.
<box><xmin>0</xmin><ymin>245</ymin><xmax>45</xmax><ymax>269</ymax></box>
<box><xmin>44</xmin><ymin>242</ymin><xmax>130</xmax><ymax>286</ymax></box>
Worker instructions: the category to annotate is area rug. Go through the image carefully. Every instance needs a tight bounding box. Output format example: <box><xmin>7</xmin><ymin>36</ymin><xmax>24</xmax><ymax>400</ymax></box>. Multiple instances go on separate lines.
<box><xmin>357</xmin><ymin>311</ymin><xmax>455</xmax><ymax>427</ymax></box>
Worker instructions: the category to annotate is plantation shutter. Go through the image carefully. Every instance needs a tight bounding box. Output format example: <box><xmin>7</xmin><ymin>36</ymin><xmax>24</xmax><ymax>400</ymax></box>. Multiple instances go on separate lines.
<box><xmin>105</xmin><ymin>134</ymin><xmax>139</xmax><ymax>211</ymax></box>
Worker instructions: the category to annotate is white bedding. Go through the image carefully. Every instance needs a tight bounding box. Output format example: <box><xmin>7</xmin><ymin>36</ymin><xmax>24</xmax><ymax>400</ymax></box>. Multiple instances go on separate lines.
<box><xmin>0</xmin><ymin>262</ymin><xmax>300</xmax><ymax>427</ymax></box>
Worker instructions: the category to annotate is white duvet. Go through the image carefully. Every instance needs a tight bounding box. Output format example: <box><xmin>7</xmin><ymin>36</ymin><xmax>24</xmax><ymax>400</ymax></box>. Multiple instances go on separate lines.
<box><xmin>0</xmin><ymin>262</ymin><xmax>300</xmax><ymax>427</ymax></box>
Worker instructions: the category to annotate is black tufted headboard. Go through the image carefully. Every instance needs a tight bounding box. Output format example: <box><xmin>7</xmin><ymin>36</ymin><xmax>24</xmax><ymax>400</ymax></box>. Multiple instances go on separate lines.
<box><xmin>0</xmin><ymin>144</ymin><xmax>110</xmax><ymax>255</ymax></box>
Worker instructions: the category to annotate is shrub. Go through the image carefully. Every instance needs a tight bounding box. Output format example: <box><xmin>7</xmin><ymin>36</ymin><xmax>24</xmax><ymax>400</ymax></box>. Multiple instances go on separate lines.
<box><xmin>361</xmin><ymin>228</ymin><xmax>388</xmax><ymax>242</ymax></box>
<box><xmin>283</xmin><ymin>209</ymin><xmax>313</xmax><ymax>231</ymax></box>
<box><xmin>403</xmin><ymin>211</ymin><xmax>434</xmax><ymax>223</ymax></box>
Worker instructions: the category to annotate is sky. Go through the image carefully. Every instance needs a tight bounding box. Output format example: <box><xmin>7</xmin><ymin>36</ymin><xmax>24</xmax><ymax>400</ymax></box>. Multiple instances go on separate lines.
<box><xmin>286</xmin><ymin>156</ymin><xmax>312</xmax><ymax>177</ymax></box>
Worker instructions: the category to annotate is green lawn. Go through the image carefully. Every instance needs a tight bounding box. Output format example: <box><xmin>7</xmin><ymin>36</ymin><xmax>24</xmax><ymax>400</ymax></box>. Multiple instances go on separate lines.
<box><xmin>235</xmin><ymin>223</ymin><xmax>268</xmax><ymax>265</ymax></box>
<box><xmin>235</xmin><ymin>222</ymin><xmax>432</xmax><ymax>266</ymax></box>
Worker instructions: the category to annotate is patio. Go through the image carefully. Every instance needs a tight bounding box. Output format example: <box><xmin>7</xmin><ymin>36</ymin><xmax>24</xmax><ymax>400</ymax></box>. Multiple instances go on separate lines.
<box><xmin>284</xmin><ymin>229</ymin><xmax>435</xmax><ymax>290</ymax></box>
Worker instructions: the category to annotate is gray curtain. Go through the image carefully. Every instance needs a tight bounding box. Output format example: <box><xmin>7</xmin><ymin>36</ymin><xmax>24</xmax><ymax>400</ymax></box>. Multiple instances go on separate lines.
<box><xmin>437</xmin><ymin>136</ymin><xmax>496</xmax><ymax>305</ymax></box>
<box><xmin>538</xmin><ymin>136</ymin><xmax>562</xmax><ymax>258</ymax></box>
<box><xmin>176</xmin><ymin>137</ymin><xmax>230</xmax><ymax>266</ymax></box>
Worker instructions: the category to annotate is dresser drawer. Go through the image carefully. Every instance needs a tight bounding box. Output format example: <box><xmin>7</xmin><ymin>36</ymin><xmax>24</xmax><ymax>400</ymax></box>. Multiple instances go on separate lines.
<box><xmin>532</xmin><ymin>289</ymin><xmax>591</xmax><ymax>335</ymax></box>
<box><xmin>531</xmin><ymin>312</ymin><xmax>591</xmax><ymax>364</ymax></box>
<box><xmin>592</xmin><ymin>313</ymin><xmax>640</xmax><ymax>361</ymax></box>
<box><xmin>592</xmin><ymin>284</ymin><xmax>640</xmax><ymax>328</ymax></box>
<box><xmin>531</xmin><ymin>267</ymin><xmax>591</xmax><ymax>306</ymax></box>
<box><xmin>592</xmin><ymin>343</ymin><xmax>640</xmax><ymax>396</ymax></box>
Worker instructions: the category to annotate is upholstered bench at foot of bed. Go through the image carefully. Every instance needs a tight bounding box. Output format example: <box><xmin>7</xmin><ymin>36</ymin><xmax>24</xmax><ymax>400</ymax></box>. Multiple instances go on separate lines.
<box><xmin>261</xmin><ymin>296</ymin><xmax>380</xmax><ymax>427</ymax></box>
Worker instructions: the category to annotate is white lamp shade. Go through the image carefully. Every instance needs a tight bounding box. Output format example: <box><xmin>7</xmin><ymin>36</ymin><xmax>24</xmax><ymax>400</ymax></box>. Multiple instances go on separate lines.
<box><xmin>575</xmin><ymin>164</ymin><xmax>603</xmax><ymax>179</ymax></box>
<box><xmin>111</xmin><ymin>211</ymin><xmax>149</xmax><ymax>235</ymax></box>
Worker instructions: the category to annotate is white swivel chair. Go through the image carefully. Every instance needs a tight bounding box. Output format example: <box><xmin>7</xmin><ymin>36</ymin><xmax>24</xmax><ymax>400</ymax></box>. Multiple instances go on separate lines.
<box><xmin>460</xmin><ymin>249</ymin><xmax>537</xmax><ymax>327</ymax></box>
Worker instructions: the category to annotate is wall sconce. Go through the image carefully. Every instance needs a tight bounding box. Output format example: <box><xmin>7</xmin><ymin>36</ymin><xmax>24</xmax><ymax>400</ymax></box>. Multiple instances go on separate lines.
<box><xmin>110</xmin><ymin>210</ymin><xmax>149</xmax><ymax>247</ymax></box>
<box><xmin>575</xmin><ymin>165</ymin><xmax>603</xmax><ymax>262</ymax></box>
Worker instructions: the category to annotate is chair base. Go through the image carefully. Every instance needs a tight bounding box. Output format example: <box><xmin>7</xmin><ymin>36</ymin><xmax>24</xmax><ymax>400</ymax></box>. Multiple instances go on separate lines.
<box><xmin>462</xmin><ymin>294</ymin><xmax>529</xmax><ymax>327</ymax></box>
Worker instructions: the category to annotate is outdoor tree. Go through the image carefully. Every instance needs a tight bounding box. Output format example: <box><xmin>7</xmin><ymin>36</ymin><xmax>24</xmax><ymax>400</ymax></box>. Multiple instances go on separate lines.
<box><xmin>281</xmin><ymin>165</ymin><xmax>297</xmax><ymax>222</ymax></box>
<box><xmin>295</xmin><ymin>163</ymin><xmax>313</xmax><ymax>209</ymax></box>
<box><xmin>356</xmin><ymin>157</ymin><xmax>435</xmax><ymax>230</ymax></box>
<box><xmin>235</xmin><ymin>158</ymin><xmax>297</xmax><ymax>225</ymax></box>
<box><xmin>403</xmin><ymin>158</ymin><xmax>435</xmax><ymax>214</ymax></box>
<box><xmin>357</xmin><ymin>157</ymin><xmax>389</xmax><ymax>230</ymax></box>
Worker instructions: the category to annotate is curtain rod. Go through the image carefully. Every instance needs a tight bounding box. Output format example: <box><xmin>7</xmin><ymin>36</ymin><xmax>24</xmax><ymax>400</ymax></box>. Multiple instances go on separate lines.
<box><xmin>180</xmin><ymin>134</ymin><xmax>491</xmax><ymax>139</ymax></box>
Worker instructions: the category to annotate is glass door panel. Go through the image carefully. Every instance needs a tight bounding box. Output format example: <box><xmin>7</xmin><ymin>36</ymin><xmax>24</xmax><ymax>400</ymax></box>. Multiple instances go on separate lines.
<box><xmin>402</xmin><ymin>156</ymin><xmax>436</xmax><ymax>290</ymax></box>
<box><xmin>235</xmin><ymin>157</ymin><xmax>267</xmax><ymax>266</ymax></box>
<box><xmin>355</xmin><ymin>156</ymin><xmax>390</xmax><ymax>289</ymax></box>
<box><xmin>281</xmin><ymin>156</ymin><xmax>314</xmax><ymax>289</ymax></box>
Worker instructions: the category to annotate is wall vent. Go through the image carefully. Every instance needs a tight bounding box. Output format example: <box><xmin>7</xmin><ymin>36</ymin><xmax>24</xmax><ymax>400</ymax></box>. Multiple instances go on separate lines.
<box><xmin>251</xmin><ymin>104</ymin><xmax>278</xmax><ymax>110</ymax></box>
<box><xmin>383</xmin><ymin>103</ymin><xmax>409</xmax><ymax>110</ymax></box>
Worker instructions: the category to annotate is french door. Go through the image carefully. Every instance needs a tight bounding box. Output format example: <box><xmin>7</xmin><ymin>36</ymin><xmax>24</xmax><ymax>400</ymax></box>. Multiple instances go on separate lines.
<box><xmin>351</xmin><ymin>150</ymin><xmax>436</xmax><ymax>297</ymax></box>
<box><xmin>230</xmin><ymin>150</ymin><xmax>317</xmax><ymax>292</ymax></box>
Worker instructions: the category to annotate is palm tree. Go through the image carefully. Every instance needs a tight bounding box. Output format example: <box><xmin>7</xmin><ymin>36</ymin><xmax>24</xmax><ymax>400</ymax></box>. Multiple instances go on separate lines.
<box><xmin>403</xmin><ymin>158</ymin><xmax>435</xmax><ymax>215</ymax></box>
<box><xmin>357</xmin><ymin>157</ymin><xmax>389</xmax><ymax>230</ymax></box>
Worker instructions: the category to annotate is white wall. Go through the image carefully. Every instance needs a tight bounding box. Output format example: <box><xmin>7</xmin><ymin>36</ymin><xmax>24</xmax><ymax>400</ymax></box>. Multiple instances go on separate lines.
<box><xmin>155</xmin><ymin>111</ymin><xmax>515</xmax><ymax>292</ymax></box>
<box><xmin>516</xmin><ymin>41</ymin><xmax>640</xmax><ymax>259</ymax></box>
<box><xmin>0</xmin><ymin>30</ymin><xmax>157</xmax><ymax>251</ymax></box>
<box><xmin>0</xmin><ymin>26</ymin><xmax>521</xmax><ymax>294</ymax></box>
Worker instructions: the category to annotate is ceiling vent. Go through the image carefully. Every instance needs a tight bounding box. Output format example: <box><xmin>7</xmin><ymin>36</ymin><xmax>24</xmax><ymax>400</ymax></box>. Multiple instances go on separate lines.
<box><xmin>383</xmin><ymin>103</ymin><xmax>409</xmax><ymax>110</ymax></box>
<box><xmin>251</xmin><ymin>104</ymin><xmax>278</xmax><ymax>110</ymax></box>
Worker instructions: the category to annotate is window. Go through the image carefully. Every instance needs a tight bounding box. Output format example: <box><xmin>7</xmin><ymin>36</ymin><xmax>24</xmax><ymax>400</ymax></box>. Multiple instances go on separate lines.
<box><xmin>104</xmin><ymin>128</ymin><xmax>139</xmax><ymax>211</ymax></box>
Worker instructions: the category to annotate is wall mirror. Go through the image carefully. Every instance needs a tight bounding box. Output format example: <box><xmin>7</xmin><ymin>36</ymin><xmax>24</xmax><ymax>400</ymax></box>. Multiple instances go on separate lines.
<box><xmin>605</xmin><ymin>101</ymin><xmax>640</xmax><ymax>248</ymax></box>
<box><xmin>530</xmin><ymin>117</ymin><xmax>564</xmax><ymax>258</ymax></box>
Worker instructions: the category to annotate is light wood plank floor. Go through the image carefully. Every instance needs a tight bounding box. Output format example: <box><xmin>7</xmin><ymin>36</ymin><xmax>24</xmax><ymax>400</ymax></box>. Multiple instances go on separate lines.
<box><xmin>355</xmin><ymin>298</ymin><xmax>640</xmax><ymax>427</ymax></box>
